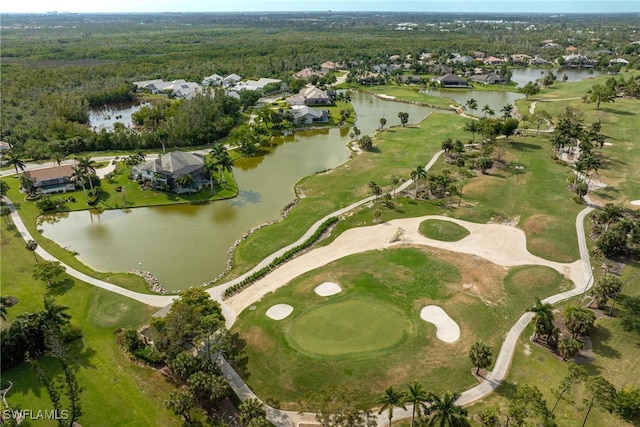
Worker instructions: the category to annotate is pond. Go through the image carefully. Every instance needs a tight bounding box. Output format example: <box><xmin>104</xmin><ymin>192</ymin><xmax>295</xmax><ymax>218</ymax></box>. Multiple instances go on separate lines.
<box><xmin>421</xmin><ymin>89</ymin><xmax>524</xmax><ymax>116</ymax></box>
<box><xmin>510</xmin><ymin>67</ymin><xmax>604</xmax><ymax>87</ymax></box>
<box><xmin>89</xmin><ymin>101</ymin><xmax>150</xmax><ymax>131</ymax></box>
<box><xmin>40</xmin><ymin>92</ymin><xmax>443</xmax><ymax>290</ymax></box>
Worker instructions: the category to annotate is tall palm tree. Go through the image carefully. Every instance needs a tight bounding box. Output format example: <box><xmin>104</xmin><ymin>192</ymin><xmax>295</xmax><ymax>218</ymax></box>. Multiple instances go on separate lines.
<box><xmin>481</xmin><ymin>104</ymin><xmax>494</xmax><ymax>117</ymax></box>
<box><xmin>204</xmin><ymin>158</ymin><xmax>218</xmax><ymax>193</ymax></box>
<box><xmin>468</xmin><ymin>341</ymin><xmax>493</xmax><ymax>376</ymax></box>
<box><xmin>75</xmin><ymin>156</ymin><xmax>96</xmax><ymax>192</ymax></box>
<box><xmin>175</xmin><ymin>174</ymin><xmax>195</xmax><ymax>193</ymax></box>
<box><xmin>464</xmin><ymin>98</ymin><xmax>478</xmax><ymax>117</ymax></box>
<box><xmin>25</xmin><ymin>239</ymin><xmax>39</xmax><ymax>262</ymax></box>
<box><xmin>376</xmin><ymin>386</ymin><xmax>407</xmax><ymax>427</ymax></box>
<box><xmin>424</xmin><ymin>391</ymin><xmax>469</xmax><ymax>427</ymax></box>
<box><xmin>528</xmin><ymin>297</ymin><xmax>555</xmax><ymax>342</ymax></box>
<box><xmin>501</xmin><ymin>103</ymin><xmax>514</xmax><ymax>119</ymax></box>
<box><xmin>6</xmin><ymin>150</ymin><xmax>26</xmax><ymax>176</ymax></box>
<box><xmin>51</xmin><ymin>151</ymin><xmax>66</xmax><ymax>167</ymax></box>
<box><xmin>406</xmin><ymin>381</ymin><xmax>430</xmax><ymax>427</ymax></box>
<box><xmin>410</xmin><ymin>165</ymin><xmax>427</xmax><ymax>198</ymax></box>
<box><xmin>379</xmin><ymin>117</ymin><xmax>387</xmax><ymax>132</ymax></box>
<box><xmin>216</xmin><ymin>151</ymin><xmax>234</xmax><ymax>188</ymax></box>
<box><xmin>70</xmin><ymin>166</ymin><xmax>88</xmax><ymax>200</ymax></box>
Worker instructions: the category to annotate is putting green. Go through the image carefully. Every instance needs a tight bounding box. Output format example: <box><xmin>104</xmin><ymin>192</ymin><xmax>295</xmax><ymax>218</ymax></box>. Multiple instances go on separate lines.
<box><xmin>419</xmin><ymin>219</ymin><xmax>470</xmax><ymax>242</ymax></box>
<box><xmin>286</xmin><ymin>299</ymin><xmax>409</xmax><ymax>356</ymax></box>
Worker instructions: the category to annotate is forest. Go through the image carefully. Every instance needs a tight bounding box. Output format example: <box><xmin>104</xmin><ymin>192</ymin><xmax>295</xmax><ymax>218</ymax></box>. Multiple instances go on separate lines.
<box><xmin>1</xmin><ymin>12</ymin><xmax>639</xmax><ymax>160</ymax></box>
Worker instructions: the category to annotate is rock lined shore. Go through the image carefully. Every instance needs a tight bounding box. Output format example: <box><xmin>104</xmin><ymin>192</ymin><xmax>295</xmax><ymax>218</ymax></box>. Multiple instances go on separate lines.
<box><xmin>130</xmin><ymin>270</ymin><xmax>179</xmax><ymax>295</ymax></box>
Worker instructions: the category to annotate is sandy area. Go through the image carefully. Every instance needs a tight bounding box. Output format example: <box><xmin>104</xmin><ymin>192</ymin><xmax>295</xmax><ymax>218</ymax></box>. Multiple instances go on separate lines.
<box><xmin>226</xmin><ymin>215</ymin><xmax>584</xmax><ymax>319</ymax></box>
<box><xmin>314</xmin><ymin>282</ymin><xmax>342</xmax><ymax>296</ymax></box>
<box><xmin>266</xmin><ymin>304</ymin><xmax>293</xmax><ymax>320</ymax></box>
<box><xmin>420</xmin><ymin>305</ymin><xmax>460</xmax><ymax>343</ymax></box>
<box><xmin>631</xmin><ymin>200</ymin><xmax>640</xmax><ymax>206</ymax></box>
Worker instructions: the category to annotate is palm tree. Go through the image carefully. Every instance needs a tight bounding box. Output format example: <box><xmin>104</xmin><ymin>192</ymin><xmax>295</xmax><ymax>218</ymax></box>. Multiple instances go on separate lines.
<box><xmin>239</xmin><ymin>397</ymin><xmax>267</xmax><ymax>425</ymax></box>
<box><xmin>70</xmin><ymin>166</ymin><xmax>88</xmax><ymax>200</ymax></box>
<box><xmin>204</xmin><ymin>158</ymin><xmax>218</xmax><ymax>192</ymax></box>
<box><xmin>75</xmin><ymin>156</ymin><xmax>96</xmax><ymax>192</ymax></box>
<box><xmin>464</xmin><ymin>98</ymin><xmax>478</xmax><ymax>117</ymax></box>
<box><xmin>410</xmin><ymin>165</ymin><xmax>427</xmax><ymax>198</ymax></box>
<box><xmin>468</xmin><ymin>341</ymin><xmax>493</xmax><ymax>375</ymax></box>
<box><xmin>376</xmin><ymin>386</ymin><xmax>407</xmax><ymax>427</ymax></box>
<box><xmin>216</xmin><ymin>151</ymin><xmax>234</xmax><ymax>188</ymax></box>
<box><xmin>501</xmin><ymin>103</ymin><xmax>514</xmax><ymax>119</ymax></box>
<box><xmin>6</xmin><ymin>150</ymin><xmax>26</xmax><ymax>176</ymax></box>
<box><xmin>558</xmin><ymin>337</ymin><xmax>583</xmax><ymax>361</ymax></box>
<box><xmin>406</xmin><ymin>381</ymin><xmax>430</xmax><ymax>427</ymax></box>
<box><xmin>425</xmin><ymin>391</ymin><xmax>470</xmax><ymax>427</ymax></box>
<box><xmin>25</xmin><ymin>239</ymin><xmax>39</xmax><ymax>262</ymax></box>
<box><xmin>380</xmin><ymin>117</ymin><xmax>387</xmax><ymax>131</ymax></box>
<box><xmin>51</xmin><ymin>151</ymin><xmax>66</xmax><ymax>167</ymax></box>
<box><xmin>390</xmin><ymin>175</ymin><xmax>399</xmax><ymax>198</ymax></box>
<box><xmin>175</xmin><ymin>174</ymin><xmax>195</xmax><ymax>193</ymax></box>
<box><xmin>528</xmin><ymin>298</ymin><xmax>554</xmax><ymax>342</ymax></box>
<box><xmin>482</xmin><ymin>104</ymin><xmax>495</xmax><ymax>117</ymax></box>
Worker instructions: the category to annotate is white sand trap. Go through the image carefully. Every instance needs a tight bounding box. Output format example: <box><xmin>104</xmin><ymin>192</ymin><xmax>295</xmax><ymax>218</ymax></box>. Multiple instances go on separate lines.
<box><xmin>266</xmin><ymin>304</ymin><xmax>294</xmax><ymax>320</ymax></box>
<box><xmin>314</xmin><ymin>282</ymin><xmax>342</xmax><ymax>296</ymax></box>
<box><xmin>631</xmin><ymin>200</ymin><xmax>640</xmax><ymax>206</ymax></box>
<box><xmin>420</xmin><ymin>305</ymin><xmax>460</xmax><ymax>343</ymax></box>
<box><xmin>603</xmin><ymin>142</ymin><xmax>613</xmax><ymax>146</ymax></box>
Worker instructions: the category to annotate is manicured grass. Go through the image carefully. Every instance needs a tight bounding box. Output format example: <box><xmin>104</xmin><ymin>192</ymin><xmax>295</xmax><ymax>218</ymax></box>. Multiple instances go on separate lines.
<box><xmin>287</xmin><ymin>298</ymin><xmax>408</xmax><ymax>356</ymax></box>
<box><xmin>359</xmin><ymin>85</ymin><xmax>455</xmax><ymax>109</ymax></box>
<box><xmin>232</xmin><ymin>246</ymin><xmax>564</xmax><ymax>410</ymax></box>
<box><xmin>0</xmin><ymin>223</ymin><xmax>182</xmax><ymax>426</ymax></box>
<box><xmin>419</xmin><ymin>219</ymin><xmax>470</xmax><ymax>241</ymax></box>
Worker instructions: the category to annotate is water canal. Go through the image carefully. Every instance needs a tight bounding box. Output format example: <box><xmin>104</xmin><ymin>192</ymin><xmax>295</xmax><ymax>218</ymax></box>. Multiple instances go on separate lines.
<box><xmin>41</xmin><ymin>92</ymin><xmax>443</xmax><ymax>290</ymax></box>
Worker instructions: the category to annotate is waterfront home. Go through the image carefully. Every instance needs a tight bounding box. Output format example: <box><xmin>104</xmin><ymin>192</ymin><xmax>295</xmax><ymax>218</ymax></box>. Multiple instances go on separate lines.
<box><xmin>24</xmin><ymin>165</ymin><xmax>76</xmax><ymax>194</ymax></box>
<box><xmin>133</xmin><ymin>151</ymin><xmax>207</xmax><ymax>194</ymax></box>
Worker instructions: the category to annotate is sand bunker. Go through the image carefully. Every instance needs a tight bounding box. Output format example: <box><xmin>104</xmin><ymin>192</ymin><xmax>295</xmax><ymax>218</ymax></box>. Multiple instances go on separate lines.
<box><xmin>314</xmin><ymin>282</ymin><xmax>342</xmax><ymax>296</ymax></box>
<box><xmin>266</xmin><ymin>304</ymin><xmax>294</xmax><ymax>320</ymax></box>
<box><xmin>631</xmin><ymin>200</ymin><xmax>640</xmax><ymax>206</ymax></box>
<box><xmin>420</xmin><ymin>305</ymin><xmax>460</xmax><ymax>343</ymax></box>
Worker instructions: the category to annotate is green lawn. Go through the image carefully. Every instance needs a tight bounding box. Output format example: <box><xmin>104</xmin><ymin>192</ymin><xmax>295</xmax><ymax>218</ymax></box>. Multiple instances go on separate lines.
<box><xmin>0</xmin><ymin>223</ymin><xmax>183</xmax><ymax>427</ymax></box>
<box><xmin>419</xmin><ymin>219</ymin><xmax>470</xmax><ymax>241</ymax></box>
<box><xmin>231</xmin><ymin>246</ymin><xmax>567</xmax><ymax>410</ymax></box>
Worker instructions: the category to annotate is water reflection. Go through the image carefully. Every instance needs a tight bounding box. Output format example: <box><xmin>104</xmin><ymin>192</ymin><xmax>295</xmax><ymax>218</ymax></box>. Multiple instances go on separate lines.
<box><xmin>89</xmin><ymin>101</ymin><xmax>150</xmax><ymax>131</ymax></box>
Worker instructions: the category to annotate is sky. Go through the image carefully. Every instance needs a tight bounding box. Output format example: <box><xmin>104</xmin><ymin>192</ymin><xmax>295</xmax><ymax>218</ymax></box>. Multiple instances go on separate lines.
<box><xmin>1</xmin><ymin>0</ymin><xmax>638</xmax><ymax>14</ymax></box>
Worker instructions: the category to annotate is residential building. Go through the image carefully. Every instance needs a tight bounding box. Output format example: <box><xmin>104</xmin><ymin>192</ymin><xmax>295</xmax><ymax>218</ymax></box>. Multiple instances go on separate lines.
<box><xmin>470</xmin><ymin>72</ymin><xmax>506</xmax><ymax>85</ymax></box>
<box><xmin>132</xmin><ymin>151</ymin><xmax>207</xmax><ymax>194</ymax></box>
<box><xmin>24</xmin><ymin>165</ymin><xmax>76</xmax><ymax>194</ymax></box>
<box><xmin>291</xmin><ymin>106</ymin><xmax>329</xmax><ymax>125</ymax></box>
<box><xmin>433</xmin><ymin>74</ymin><xmax>469</xmax><ymax>88</ymax></box>
<box><xmin>286</xmin><ymin>85</ymin><xmax>333</xmax><ymax>106</ymax></box>
<box><xmin>562</xmin><ymin>54</ymin><xmax>597</xmax><ymax>68</ymax></box>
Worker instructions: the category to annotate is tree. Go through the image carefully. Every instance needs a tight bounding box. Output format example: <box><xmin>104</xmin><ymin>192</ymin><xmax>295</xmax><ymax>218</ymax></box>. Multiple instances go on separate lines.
<box><xmin>379</xmin><ymin>117</ymin><xmax>387</xmax><ymax>131</ymax></box>
<box><xmin>550</xmin><ymin>362</ymin><xmax>588</xmax><ymax>414</ymax></box>
<box><xmin>369</xmin><ymin>181</ymin><xmax>382</xmax><ymax>202</ymax></box>
<box><xmin>519</xmin><ymin>81</ymin><xmax>540</xmax><ymax>100</ymax></box>
<box><xmin>74</xmin><ymin>156</ymin><xmax>97</xmax><ymax>192</ymax></box>
<box><xmin>5</xmin><ymin>150</ymin><xmax>26</xmax><ymax>176</ymax></box>
<box><xmin>0</xmin><ymin>205</ymin><xmax>11</xmax><ymax>226</ymax></box>
<box><xmin>590</xmin><ymin>274</ymin><xmax>622</xmax><ymax>308</ymax></box>
<box><xmin>563</xmin><ymin>306</ymin><xmax>596</xmax><ymax>338</ymax></box>
<box><xmin>32</xmin><ymin>260</ymin><xmax>66</xmax><ymax>288</ymax></box>
<box><xmin>482</xmin><ymin>104</ymin><xmax>495</xmax><ymax>117</ymax></box>
<box><xmin>358</xmin><ymin>135</ymin><xmax>373</xmax><ymax>151</ymax></box>
<box><xmin>557</xmin><ymin>337</ymin><xmax>583</xmax><ymax>361</ymax></box>
<box><xmin>615</xmin><ymin>386</ymin><xmax>640</xmax><ymax>422</ymax></box>
<box><xmin>507</xmin><ymin>384</ymin><xmax>555</xmax><ymax>427</ymax></box>
<box><xmin>376</xmin><ymin>386</ymin><xmax>407</xmax><ymax>427</ymax></box>
<box><xmin>406</xmin><ymin>381</ymin><xmax>430</xmax><ymax>427</ymax></box>
<box><xmin>620</xmin><ymin>296</ymin><xmax>640</xmax><ymax>334</ymax></box>
<box><xmin>165</xmin><ymin>390</ymin><xmax>195</xmax><ymax>423</ymax></box>
<box><xmin>501</xmin><ymin>118</ymin><xmax>520</xmax><ymax>142</ymax></box>
<box><xmin>441</xmin><ymin>138</ymin><xmax>454</xmax><ymax>155</ymax></box>
<box><xmin>468</xmin><ymin>341</ymin><xmax>492</xmax><ymax>375</ymax></box>
<box><xmin>463</xmin><ymin>121</ymin><xmax>479</xmax><ymax>143</ymax></box>
<box><xmin>581</xmin><ymin>376</ymin><xmax>617</xmax><ymax>427</ymax></box>
<box><xmin>588</xmin><ymin>84</ymin><xmax>616</xmax><ymax>110</ymax></box>
<box><xmin>175</xmin><ymin>174</ymin><xmax>195</xmax><ymax>193</ymax></box>
<box><xmin>304</xmin><ymin>384</ymin><xmax>376</xmax><ymax>427</ymax></box>
<box><xmin>501</xmin><ymin>103</ymin><xmax>514</xmax><ymax>119</ymax></box>
<box><xmin>390</xmin><ymin>175</ymin><xmax>399</xmax><ymax>198</ymax></box>
<box><xmin>239</xmin><ymin>397</ymin><xmax>269</xmax><ymax>426</ymax></box>
<box><xmin>474</xmin><ymin>157</ymin><xmax>493</xmax><ymax>174</ymax></box>
<box><xmin>425</xmin><ymin>391</ymin><xmax>470</xmax><ymax>427</ymax></box>
<box><xmin>529</xmin><ymin>298</ymin><xmax>555</xmax><ymax>343</ymax></box>
<box><xmin>26</xmin><ymin>239</ymin><xmax>39</xmax><ymax>262</ymax></box>
<box><xmin>464</xmin><ymin>98</ymin><xmax>478</xmax><ymax>116</ymax></box>
<box><xmin>70</xmin><ymin>166</ymin><xmax>88</xmax><ymax>200</ymax></box>
<box><xmin>410</xmin><ymin>165</ymin><xmax>427</xmax><ymax>198</ymax></box>
<box><xmin>187</xmin><ymin>371</ymin><xmax>229</xmax><ymax>405</ymax></box>
<box><xmin>398</xmin><ymin>111</ymin><xmax>409</xmax><ymax>127</ymax></box>
<box><xmin>0</xmin><ymin>180</ymin><xmax>11</xmax><ymax>197</ymax></box>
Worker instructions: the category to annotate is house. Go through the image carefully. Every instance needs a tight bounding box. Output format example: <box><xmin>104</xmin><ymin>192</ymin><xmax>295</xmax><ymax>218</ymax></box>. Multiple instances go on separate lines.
<box><xmin>234</xmin><ymin>78</ymin><xmax>282</xmax><ymax>92</ymax></box>
<box><xmin>562</xmin><ymin>54</ymin><xmax>597</xmax><ymax>68</ymax></box>
<box><xmin>483</xmin><ymin>56</ymin><xmax>505</xmax><ymax>66</ymax></box>
<box><xmin>132</xmin><ymin>79</ymin><xmax>168</xmax><ymax>94</ymax></box>
<box><xmin>24</xmin><ymin>165</ymin><xmax>76</xmax><ymax>194</ymax></box>
<box><xmin>510</xmin><ymin>54</ymin><xmax>532</xmax><ymax>65</ymax></box>
<box><xmin>433</xmin><ymin>74</ymin><xmax>469</xmax><ymax>88</ymax></box>
<box><xmin>529</xmin><ymin>55</ymin><xmax>551</xmax><ymax>65</ymax></box>
<box><xmin>473</xmin><ymin>51</ymin><xmax>486</xmax><ymax>59</ymax></box>
<box><xmin>222</xmin><ymin>74</ymin><xmax>242</xmax><ymax>87</ymax></box>
<box><xmin>132</xmin><ymin>151</ymin><xmax>207</xmax><ymax>194</ymax></box>
<box><xmin>286</xmin><ymin>85</ymin><xmax>333</xmax><ymax>106</ymax></box>
<box><xmin>320</xmin><ymin>61</ymin><xmax>339</xmax><ymax>72</ymax></box>
<box><xmin>470</xmin><ymin>72</ymin><xmax>506</xmax><ymax>85</ymax></box>
<box><xmin>291</xmin><ymin>106</ymin><xmax>329</xmax><ymax>125</ymax></box>
<box><xmin>170</xmin><ymin>82</ymin><xmax>203</xmax><ymax>99</ymax></box>
<box><xmin>451</xmin><ymin>55</ymin><xmax>475</xmax><ymax>64</ymax></box>
<box><xmin>294</xmin><ymin>67</ymin><xmax>324</xmax><ymax>79</ymax></box>
<box><xmin>202</xmin><ymin>74</ymin><xmax>224</xmax><ymax>86</ymax></box>
<box><xmin>610</xmin><ymin>58</ymin><xmax>629</xmax><ymax>65</ymax></box>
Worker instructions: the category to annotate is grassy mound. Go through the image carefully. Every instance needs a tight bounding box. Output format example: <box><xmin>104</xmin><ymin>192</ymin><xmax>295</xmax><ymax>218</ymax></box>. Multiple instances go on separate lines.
<box><xmin>419</xmin><ymin>219</ymin><xmax>470</xmax><ymax>242</ymax></box>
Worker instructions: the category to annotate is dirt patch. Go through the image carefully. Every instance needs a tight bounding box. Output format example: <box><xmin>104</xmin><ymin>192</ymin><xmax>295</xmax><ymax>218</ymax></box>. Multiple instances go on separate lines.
<box><xmin>524</xmin><ymin>214</ymin><xmax>553</xmax><ymax>235</ymax></box>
